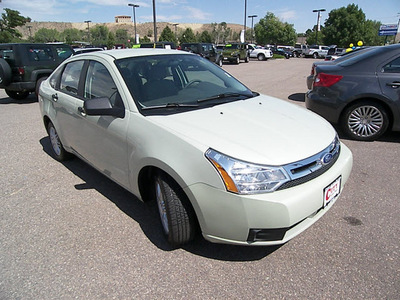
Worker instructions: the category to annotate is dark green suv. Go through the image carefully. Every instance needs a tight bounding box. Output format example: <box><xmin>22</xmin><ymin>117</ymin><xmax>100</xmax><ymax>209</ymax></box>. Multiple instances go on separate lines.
<box><xmin>222</xmin><ymin>43</ymin><xmax>249</xmax><ymax>64</ymax></box>
<box><xmin>0</xmin><ymin>43</ymin><xmax>73</xmax><ymax>100</ymax></box>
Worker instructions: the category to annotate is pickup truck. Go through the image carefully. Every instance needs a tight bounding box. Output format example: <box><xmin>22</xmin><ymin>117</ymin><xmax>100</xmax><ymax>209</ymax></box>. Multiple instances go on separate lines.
<box><xmin>247</xmin><ymin>44</ymin><xmax>273</xmax><ymax>61</ymax></box>
<box><xmin>304</xmin><ymin>45</ymin><xmax>329</xmax><ymax>58</ymax></box>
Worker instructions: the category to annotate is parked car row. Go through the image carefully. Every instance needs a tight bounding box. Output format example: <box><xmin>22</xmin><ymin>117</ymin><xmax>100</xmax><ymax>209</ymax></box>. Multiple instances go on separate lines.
<box><xmin>306</xmin><ymin>44</ymin><xmax>400</xmax><ymax>141</ymax></box>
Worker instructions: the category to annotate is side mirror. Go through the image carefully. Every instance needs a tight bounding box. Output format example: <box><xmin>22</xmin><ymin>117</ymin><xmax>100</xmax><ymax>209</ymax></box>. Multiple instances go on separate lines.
<box><xmin>83</xmin><ymin>97</ymin><xmax>125</xmax><ymax>118</ymax></box>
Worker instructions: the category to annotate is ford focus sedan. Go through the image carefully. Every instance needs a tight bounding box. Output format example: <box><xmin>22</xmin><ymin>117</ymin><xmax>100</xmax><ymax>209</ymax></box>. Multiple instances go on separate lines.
<box><xmin>39</xmin><ymin>49</ymin><xmax>353</xmax><ymax>247</ymax></box>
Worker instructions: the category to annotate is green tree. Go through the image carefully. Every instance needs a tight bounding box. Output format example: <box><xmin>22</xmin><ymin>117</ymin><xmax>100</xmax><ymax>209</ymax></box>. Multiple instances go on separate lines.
<box><xmin>254</xmin><ymin>12</ymin><xmax>296</xmax><ymax>46</ymax></box>
<box><xmin>305</xmin><ymin>26</ymin><xmax>325</xmax><ymax>45</ymax></box>
<box><xmin>0</xmin><ymin>8</ymin><xmax>31</xmax><ymax>42</ymax></box>
<box><xmin>322</xmin><ymin>4</ymin><xmax>384</xmax><ymax>47</ymax></box>
<box><xmin>34</xmin><ymin>28</ymin><xmax>60</xmax><ymax>42</ymax></box>
<box><xmin>211</xmin><ymin>22</ymin><xmax>231</xmax><ymax>44</ymax></box>
<box><xmin>159</xmin><ymin>25</ymin><xmax>176</xmax><ymax>43</ymax></box>
<box><xmin>107</xmin><ymin>31</ymin><xmax>115</xmax><ymax>49</ymax></box>
<box><xmin>198</xmin><ymin>30</ymin><xmax>212</xmax><ymax>43</ymax></box>
<box><xmin>61</xmin><ymin>28</ymin><xmax>84</xmax><ymax>44</ymax></box>
<box><xmin>141</xmin><ymin>35</ymin><xmax>151</xmax><ymax>43</ymax></box>
<box><xmin>90</xmin><ymin>25</ymin><xmax>109</xmax><ymax>46</ymax></box>
<box><xmin>115</xmin><ymin>28</ymin><xmax>129</xmax><ymax>44</ymax></box>
<box><xmin>179</xmin><ymin>28</ymin><xmax>196</xmax><ymax>43</ymax></box>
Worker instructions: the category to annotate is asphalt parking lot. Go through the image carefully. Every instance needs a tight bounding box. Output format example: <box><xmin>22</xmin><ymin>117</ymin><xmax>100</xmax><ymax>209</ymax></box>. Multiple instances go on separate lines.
<box><xmin>1</xmin><ymin>57</ymin><xmax>399</xmax><ymax>299</ymax></box>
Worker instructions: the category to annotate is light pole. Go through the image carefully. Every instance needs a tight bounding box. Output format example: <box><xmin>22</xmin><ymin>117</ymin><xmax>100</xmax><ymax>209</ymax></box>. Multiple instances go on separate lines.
<box><xmin>84</xmin><ymin>20</ymin><xmax>91</xmax><ymax>44</ymax></box>
<box><xmin>152</xmin><ymin>0</ymin><xmax>157</xmax><ymax>42</ymax></box>
<box><xmin>243</xmin><ymin>0</ymin><xmax>247</xmax><ymax>32</ymax></box>
<box><xmin>172</xmin><ymin>23</ymin><xmax>179</xmax><ymax>42</ymax></box>
<box><xmin>128</xmin><ymin>3</ymin><xmax>139</xmax><ymax>44</ymax></box>
<box><xmin>248</xmin><ymin>15</ymin><xmax>257</xmax><ymax>44</ymax></box>
<box><xmin>312</xmin><ymin>9</ymin><xmax>325</xmax><ymax>45</ymax></box>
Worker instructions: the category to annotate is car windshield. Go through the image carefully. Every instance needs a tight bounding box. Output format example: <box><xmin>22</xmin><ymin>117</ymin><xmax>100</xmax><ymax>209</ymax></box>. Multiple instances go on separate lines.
<box><xmin>224</xmin><ymin>44</ymin><xmax>239</xmax><ymax>50</ymax></box>
<box><xmin>115</xmin><ymin>54</ymin><xmax>253</xmax><ymax>115</ymax></box>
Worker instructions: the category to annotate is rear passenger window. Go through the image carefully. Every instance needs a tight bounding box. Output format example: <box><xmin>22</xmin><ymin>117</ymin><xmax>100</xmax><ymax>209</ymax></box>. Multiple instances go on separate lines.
<box><xmin>382</xmin><ymin>57</ymin><xmax>400</xmax><ymax>73</ymax></box>
<box><xmin>0</xmin><ymin>49</ymin><xmax>14</xmax><ymax>65</ymax></box>
<box><xmin>59</xmin><ymin>60</ymin><xmax>84</xmax><ymax>95</ymax></box>
<box><xmin>27</xmin><ymin>46</ymin><xmax>54</xmax><ymax>61</ymax></box>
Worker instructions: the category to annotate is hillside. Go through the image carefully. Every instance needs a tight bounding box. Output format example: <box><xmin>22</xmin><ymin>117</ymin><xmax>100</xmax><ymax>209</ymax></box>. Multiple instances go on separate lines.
<box><xmin>17</xmin><ymin>21</ymin><xmax>246</xmax><ymax>42</ymax></box>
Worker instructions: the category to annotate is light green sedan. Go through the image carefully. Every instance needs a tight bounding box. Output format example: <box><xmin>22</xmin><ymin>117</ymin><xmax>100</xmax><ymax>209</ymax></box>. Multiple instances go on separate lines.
<box><xmin>39</xmin><ymin>49</ymin><xmax>353</xmax><ymax>247</ymax></box>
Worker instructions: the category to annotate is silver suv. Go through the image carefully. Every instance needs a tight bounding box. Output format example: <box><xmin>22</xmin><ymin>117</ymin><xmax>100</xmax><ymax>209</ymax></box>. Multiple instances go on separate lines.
<box><xmin>304</xmin><ymin>45</ymin><xmax>329</xmax><ymax>58</ymax></box>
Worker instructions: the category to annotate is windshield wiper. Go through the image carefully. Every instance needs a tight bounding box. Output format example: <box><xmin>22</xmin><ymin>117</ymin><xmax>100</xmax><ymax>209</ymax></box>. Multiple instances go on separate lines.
<box><xmin>141</xmin><ymin>103</ymin><xmax>199</xmax><ymax>110</ymax></box>
<box><xmin>197</xmin><ymin>92</ymin><xmax>252</xmax><ymax>103</ymax></box>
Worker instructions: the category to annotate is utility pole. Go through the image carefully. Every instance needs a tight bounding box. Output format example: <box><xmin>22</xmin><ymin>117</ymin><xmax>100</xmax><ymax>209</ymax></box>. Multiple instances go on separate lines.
<box><xmin>312</xmin><ymin>9</ymin><xmax>325</xmax><ymax>45</ymax></box>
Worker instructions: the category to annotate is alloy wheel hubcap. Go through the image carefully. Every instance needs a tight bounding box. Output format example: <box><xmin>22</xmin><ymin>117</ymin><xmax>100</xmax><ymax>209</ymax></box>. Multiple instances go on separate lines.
<box><xmin>156</xmin><ymin>181</ymin><xmax>169</xmax><ymax>234</ymax></box>
<box><xmin>348</xmin><ymin>105</ymin><xmax>383</xmax><ymax>137</ymax></box>
<box><xmin>49</xmin><ymin>126</ymin><xmax>61</xmax><ymax>156</ymax></box>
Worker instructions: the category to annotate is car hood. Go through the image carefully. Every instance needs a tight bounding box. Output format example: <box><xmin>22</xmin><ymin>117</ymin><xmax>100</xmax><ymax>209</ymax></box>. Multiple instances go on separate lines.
<box><xmin>149</xmin><ymin>95</ymin><xmax>337</xmax><ymax>165</ymax></box>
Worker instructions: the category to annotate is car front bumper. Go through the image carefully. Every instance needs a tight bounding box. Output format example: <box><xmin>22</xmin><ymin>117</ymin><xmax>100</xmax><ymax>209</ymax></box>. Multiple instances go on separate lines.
<box><xmin>185</xmin><ymin>143</ymin><xmax>353</xmax><ymax>245</ymax></box>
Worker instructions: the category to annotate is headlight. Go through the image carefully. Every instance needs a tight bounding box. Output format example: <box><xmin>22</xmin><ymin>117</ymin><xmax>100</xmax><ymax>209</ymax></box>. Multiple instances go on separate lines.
<box><xmin>205</xmin><ymin>149</ymin><xmax>290</xmax><ymax>194</ymax></box>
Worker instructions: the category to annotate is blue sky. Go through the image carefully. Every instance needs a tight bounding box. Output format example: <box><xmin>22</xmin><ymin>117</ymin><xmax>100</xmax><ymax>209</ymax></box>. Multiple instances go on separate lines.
<box><xmin>3</xmin><ymin>0</ymin><xmax>400</xmax><ymax>33</ymax></box>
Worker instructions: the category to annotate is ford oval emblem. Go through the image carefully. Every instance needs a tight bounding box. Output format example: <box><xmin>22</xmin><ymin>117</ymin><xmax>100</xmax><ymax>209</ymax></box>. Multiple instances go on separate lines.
<box><xmin>322</xmin><ymin>153</ymin><xmax>333</xmax><ymax>165</ymax></box>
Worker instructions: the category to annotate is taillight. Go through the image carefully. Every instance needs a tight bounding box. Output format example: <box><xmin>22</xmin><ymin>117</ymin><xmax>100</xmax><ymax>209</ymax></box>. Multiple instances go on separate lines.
<box><xmin>314</xmin><ymin>73</ymin><xmax>343</xmax><ymax>87</ymax></box>
<box><xmin>18</xmin><ymin>67</ymin><xmax>25</xmax><ymax>75</ymax></box>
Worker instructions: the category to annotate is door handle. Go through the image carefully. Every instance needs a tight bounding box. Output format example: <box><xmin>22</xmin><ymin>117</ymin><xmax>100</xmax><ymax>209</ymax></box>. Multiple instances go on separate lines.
<box><xmin>51</xmin><ymin>93</ymin><xmax>58</xmax><ymax>101</ymax></box>
<box><xmin>78</xmin><ymin>106</ymin><xmax>86</xmax><ymax>116</ymax></box>
<box><xmin>386</xmin><ymin>82</ymin><xmax>400</xmax><ymax>88</ymax></box>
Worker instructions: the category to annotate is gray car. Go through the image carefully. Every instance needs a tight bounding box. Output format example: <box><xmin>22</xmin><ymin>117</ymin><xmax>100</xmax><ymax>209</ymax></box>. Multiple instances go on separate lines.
<box><xmin>306</xmin><ymin>44</ymin><xmax>400</xmax><ymax>141</ymax></box>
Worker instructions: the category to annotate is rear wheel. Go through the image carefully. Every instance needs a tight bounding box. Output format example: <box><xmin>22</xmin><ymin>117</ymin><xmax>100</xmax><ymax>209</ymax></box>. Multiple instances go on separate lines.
<box><xmin>342</xmin><ymin>101</ymin><xmax>389</xmax><ymax>141</ymax></box>
<box><xmin>0</xmin><ymin>58</ymin><xmax>12</xmax><ymax>87</ymax></box>
<box><xmin>154</xmin><ymin>172</ymin><xmax>196</xmax><ymax>247</ymax></box>
<box><xmin>5</xmin><ymin>90</ymin><xmax>29</xmax><ymax>100</ymax></box>
<box><xmin>313</xmin><ymin>52</ymin><xmax>319</xmax><ymax>59</ymax></box>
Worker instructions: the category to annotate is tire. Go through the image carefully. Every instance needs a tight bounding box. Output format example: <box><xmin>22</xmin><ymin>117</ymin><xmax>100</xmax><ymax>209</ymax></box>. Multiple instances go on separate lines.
<box><xmin>154</xmin><ymin>172</ymin><xmax>196</xmax><ymax>247</ymax></box>
<box><xmin>293</xmin><ymin>52</ymin><xmax>298</xmax><ymax>58</ymax></box>
<box><xmin>342</xmin><ymin>101</ymin><xmax>389</xmax><ymax>141</ymax></box>
<box><xmin>47</xmin><ymin>121</ymin><xmax>72</xmax><ymax>161</ymax></box>
<box><xmin>257</xmin><ymin>53</ymin><xmax>265</xmax><ymax>61</ymax></box>
<box><xmin>235</xmin><ymin>56</ymin><xmax>240</xmax><ymax>64</ymax></box>
<box><xmin>285</xmin><ymin>54</ymin><xmax>290</xmax><ymax>59</ymax></box>
<box><xmin>5</xmin><ymin>90</ymin><xmax>29</xmax><ymax>100</ymax></box>
<box><xmin>313</xmin><ymin>52</ymin><xmax>319</xmax><ymax>59</ymax></box>
<box><xmin>0</xmin><ymin>58</ymin><xmax>12</xmax><ymax>88</ymax></box>
<box><xmin>35</xmin><ymin>77</ymin><xmax>48</xmax><ymax>98</ymax></box>
<box><xmin>244</xmin><ymin>55</ymin><xmax>249</xmax><ymax>63</ymax></box>
<box><xmin>218</xmin><ymin>57</ymin><xmax>223</xmax><ymax>67</ymax></box>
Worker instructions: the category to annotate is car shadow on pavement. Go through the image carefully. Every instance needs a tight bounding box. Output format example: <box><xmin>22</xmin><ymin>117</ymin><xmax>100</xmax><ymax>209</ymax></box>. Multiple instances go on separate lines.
<box><xmin>0</xmin><ymin>94</ymin><xmax>37</xmax><ymax>104</ymax></box>
<box><xmin>40</xmin><ymin>137</ymin><xmax>279</xmax><ymax>261</ymax></box>
<box><xmin>288</xmin><ymin>93</ymin><xmax>305</xmax><ymax>102</ymax></box>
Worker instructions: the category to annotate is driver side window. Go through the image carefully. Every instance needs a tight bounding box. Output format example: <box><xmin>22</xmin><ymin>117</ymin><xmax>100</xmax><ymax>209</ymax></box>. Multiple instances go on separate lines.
<box><xmin>84</xmin><ymin>61</ymin><xmax>122</xmax><ymax>107</ymax></box>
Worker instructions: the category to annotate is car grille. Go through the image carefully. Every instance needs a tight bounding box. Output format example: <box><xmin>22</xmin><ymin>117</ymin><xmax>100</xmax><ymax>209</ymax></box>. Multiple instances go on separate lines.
<box><xmin>277</xmin><ymin>136</ymin><xmax>341</xmax><ymax>191</ymax></box>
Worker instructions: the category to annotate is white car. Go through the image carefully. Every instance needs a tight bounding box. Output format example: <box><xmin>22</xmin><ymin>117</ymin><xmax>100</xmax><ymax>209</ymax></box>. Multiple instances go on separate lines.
<box><xmin>39</xmin><ymin>49</ymin><xmax>353</xmax><ymax>247</ymax></box>
<box><xmin>247</xmin><ymin>44</ymin><xmax>273</xmax><ymax>61</ymax></box>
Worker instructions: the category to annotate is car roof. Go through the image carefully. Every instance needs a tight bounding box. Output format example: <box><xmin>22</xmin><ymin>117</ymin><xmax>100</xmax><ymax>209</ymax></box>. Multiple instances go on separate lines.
<box><xmin>73</xmin><ymin>48</ymin><xmax>191</xmax><ymax>60</ymax></box>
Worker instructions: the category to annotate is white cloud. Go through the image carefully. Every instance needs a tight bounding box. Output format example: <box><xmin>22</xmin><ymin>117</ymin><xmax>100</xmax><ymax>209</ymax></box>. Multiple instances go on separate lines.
<box><xmin>276</xmin><ymin>9</ymin><xmax>297</xmax><ymax>23</ymax></box>
<box><xmin>183</xmin><ymin>6</ymin><xmax>212</xmax><ymax>21</ymax></box>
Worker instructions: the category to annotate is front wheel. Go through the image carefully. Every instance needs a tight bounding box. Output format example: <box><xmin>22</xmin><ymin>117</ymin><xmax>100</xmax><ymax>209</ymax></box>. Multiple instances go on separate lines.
<box><xmin>235</xmin><ymin>56</ymin><xmax>240</xmax><ymax>64</ymax></box>
<box><xmin>257</xmin><ymin>53</ymin><xmax>265</xmax><ymax>61</ymax></box>
<box><xmin>313</xmin><ymin>52</ymin><xmax>319</xmax><ymax>59</ymax></box>
<box><xmin>342</xmin><ymin>101</ymin><xmax>389</xmax><ymax>141</ymax></box>
<box><xmin>154</xmin><ymin>172</ymin><xmax>196</xmax><ymax>247</ymax></box>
